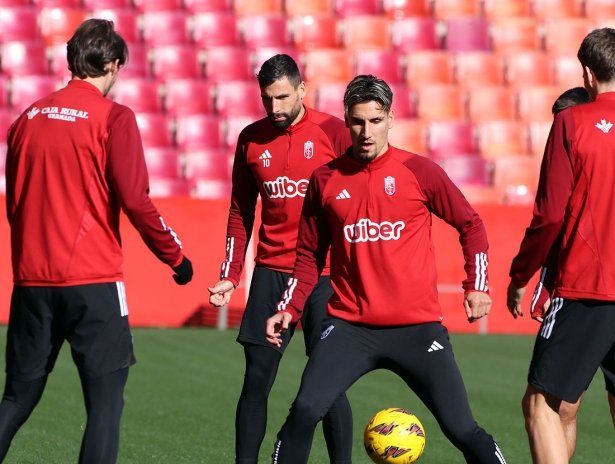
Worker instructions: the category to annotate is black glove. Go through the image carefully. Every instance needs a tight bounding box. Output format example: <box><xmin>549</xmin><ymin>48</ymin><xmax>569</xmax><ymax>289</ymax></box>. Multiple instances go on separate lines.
<box><xmin>172</xmin><ymin>256</ymin><xmax>193</xmax><ymax>285</ymax></box>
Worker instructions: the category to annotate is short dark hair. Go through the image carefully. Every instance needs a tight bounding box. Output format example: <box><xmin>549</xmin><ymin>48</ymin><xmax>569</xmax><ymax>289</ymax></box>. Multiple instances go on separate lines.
<box><xmin>577</xmin><ymin>28</ymin><xmax>615</xmax><ymax>83</ymax></box>
<box><xmin>343</xmin><ymin>75</ymin><xmax>393</xmax><ymax>116</ymax></box>
<box><xmin>67</xmin><ymin>19</ymin><xmax>128</xmax><ymax>79</ymax></box>
<box><xmin>552</xmin><ymin>87</ymin><xmax>590</xmax><ymax>114</ymax></box>
<box><xmin>257</xmin><ymin>54</ymin><xmax>302</xmax><ymax>88</ymax></box>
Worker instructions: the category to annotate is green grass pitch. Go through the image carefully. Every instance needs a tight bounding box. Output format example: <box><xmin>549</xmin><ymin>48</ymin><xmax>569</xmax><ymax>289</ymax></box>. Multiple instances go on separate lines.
<box><xmin>0</xmin><ymin>327</ymin><xmax>613</xmax><ymax>463</ymax></box>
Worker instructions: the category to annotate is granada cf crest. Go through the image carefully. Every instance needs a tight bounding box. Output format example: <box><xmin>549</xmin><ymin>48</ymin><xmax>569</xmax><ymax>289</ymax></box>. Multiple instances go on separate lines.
<box><xmin>384</xmin><ymin>176</ymin><xmax>396</xmax><ymax>195</ymax></box>
<box><xmin>304</xmin><ymin>140</ymin><xmax>314</xmax><ymax>159</ymax></box>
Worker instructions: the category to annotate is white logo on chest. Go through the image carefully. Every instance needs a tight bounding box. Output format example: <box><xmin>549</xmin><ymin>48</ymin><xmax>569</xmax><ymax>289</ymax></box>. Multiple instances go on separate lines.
<box><xmin>384</xmin><ymin>176</ymin><xmax>396</xmax><ymax>195</ymax></box>
<box><xmin>343</xmin><ymin>218</ymin><xmax>405</xmax><ymax>243</ymax></box>
<box><xmin>304</xmin><ymin>141</ymin><xmax>314</xmax><ymax>159</ymax></box>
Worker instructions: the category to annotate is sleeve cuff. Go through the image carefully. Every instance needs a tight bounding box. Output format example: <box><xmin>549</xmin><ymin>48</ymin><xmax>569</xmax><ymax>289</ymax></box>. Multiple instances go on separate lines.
<box><xmin>222</xmin><ymin>277</ymin><xmax>239</xmax><ymax>288</ymax></box>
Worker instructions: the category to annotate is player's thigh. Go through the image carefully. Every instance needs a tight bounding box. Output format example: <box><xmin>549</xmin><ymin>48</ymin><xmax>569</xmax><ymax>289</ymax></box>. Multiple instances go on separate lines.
<box><xmin>530</xmin><ymin>298</ymin><xmax>615</xmax><ymax>403</ymax></box>
<box><xmin>600</xmin><ymin>339</ymin><xmax>615</xmax><ymax>397</ymax></box>
<box><xmin>301</xmin><ymin>276</ymin><xmax>334</xmax><ymax>356</ymax></box>
<box><xmin>61</xmin><ymin>282</ymin><xmax>136</xmax><ymax>380</ymax></box>
<box><xmin>5</xmin><ymin>286</ymin><xmax>65</xmax><ymax>381</ymax></box>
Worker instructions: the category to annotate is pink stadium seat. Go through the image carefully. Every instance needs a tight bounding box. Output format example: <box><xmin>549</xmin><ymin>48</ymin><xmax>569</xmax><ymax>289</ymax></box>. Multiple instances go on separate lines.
<box><xmin>0</xmin><ymin>76</ymin><xmax>8</xmax><ymax>108</ymax></box>
<box><xmin>184</xmin><ymin>0</ymin><xmax>232</xmax><ymax>12</ymax></box>
<box><xmin>224</xmin><ymin>115</ymin><xmax>260</xmax><ymax>148</ymax></box>
<box><xmin>493</xmin><ymin>155</ymin><xmax>541</xmax><ymax>205</ymax></box>
<box><xmin>190</xmin><ymin>178</ymin><xmax>232</xmax><ymax>199</ymax></box>
<box><xmin>478</xmin><ymin>120</ymin><xmax>529</xmax><ymax>158</ymax></box>
<box><xmin>315</xmin><ymin>82</ymin><xmax>347</xmax><ymax>120</ymax></box>
<box><xmin>334</xmin><ymin>0</ymin><xmax>381</xmax><ymax>17</ymax></box>
<box><xmin>415</xmin><ymin>85</ymin><xmax>465</xmax><ymax>121</ymax></box>
<box><xmin>0</xmin><ymin>7</ymin><xmax>39</xmax><ymax>43</ymax></box>
<box><xmin>193</xmin><ymin>12</ymin><xmax>241</xmax><ymax>48</ymax></box>
<box><xmin>133</xmin><ymin>0</ymin><xmax>182</xmax><ymax>12</ymax></box>
<box><xmin>517</xmin><ymin>86</ymin><xmax>563</xmax><ymax>123</ymax></box>
<box><xmin>120</xmin><ymin>44</ymin><xmax>150</xmax><ymax>78</ymax></box>
<box><xmin>151</xmin><ymin>46</ymin><xmax>202</xmax><ymax>80</ymax></box>
<box><xmin>444</xmin><ymin>18</ymin><xmax>491</xmax><ymax>52</ymax></box>
<box><xmin>184</xmin><ymin>149</ymin><xmax>232</xmax><ymax>181</ymax></box>
<box><xmin>215</xmin><ymin>81</ymin><xmax>263</xmax><ymax>117</ymax></box>
<box><xmin>164</xmin><ymin>79</ymin><xmax>214</xmax><ymax>116</ymax></box>
<box><xmin>343</xmin><ymin>15</ymin><xmax>391</xmax><ymax>51</ymax></box>
<box><xmin>0</xmin><ymin>0</ymin><xmax>29</xmax><ymax>5</ymax></box>
<box><xmin>543</xmin><ymin>19</ymin><xmax>593</xmax><ymax>54</ymax></box>
<box><xmin>32</xmin><ymin>0</ymin><xmax>80</xmax><ymax>7</ymax></box>
<box><xmin>389</xmin><ymin>84</ymin><xmax>416</xmax><ymax>118</ymax></box>
<box><xmin>1</xmin><ymin>42</ymin><xmax>49</xmax><ymax>77</ymax></box>
<box><xmin>303</xmin><ymin>49</ymin><xmax>354</xmax><ymax>84</ymax></box>
<box><xmin>455</xmin><ymin>52</ymin><xmax>505</xmax><ymax>88</ymax></box>
<box><xmin>436</xmin><ymin>155</ymin><xmax>491</xmax><ymax>186</ymax></box>
<box><xmin>428</xmin><ymin>121</ymin><xmax>478</xmax><ymax>158</ymax></box>
<box><xmin>504</xmin><ymin>51</ymin><xmax>553</xmax><ymax>87</ymax></box>
<box><xmin>433</xmin><ymin>0</ymin><xmax>479</xmax><ymax>19</ymax></box>
<box><xmin>392</xmin><ymin>17</ymin><xmax>441</xmax><ymax>52</ymax></box>
<box><xmin>49</xmin><ymin>44</ymin><xmax>72</xmax><ymax>78</ymax></box>
<box><xmin>175</xmin><ymin>114</ymin><xmax>224</xmax><ymax>150</ymax></box>
<box><xmin>143</xmin><ymin>147</ymin><xmax>181</xmax><ymax>179</ymax></box>
<box><xmin>528</xmin><ymin>121</ymin><xmax>553</xmax><ymax>157</ymax></box>
<box><xmin>467</xmin><ymin>86</ymin><xmax>516</xmax><ymax>123</ymax></box>
<box><xmin>551</xmin><ymin>53</ymin><xmax>584</xmax><ymax>88</ymax></box>
<box><xmin>490</xmin><ymin>18</ymin><xmax>541</xmax><ymax>53</ymax></box>
<box><xmin>112</xmin><ymin>79</ymin><xmax>162</xmax><ymax>113</ymax></box>
<box><xmin>243</xmin><ymin>15</ymin><xmax>291</xmax><ymax>49</ymax></box>
<box><xmin>585</xmin><ymin>0</ymin><xmax>615</xmax><ymax>21</ymax></box>
<box><xmin>482</xmin><ymin>0</ymin><xmax>531</xmax><ymax>18</ymax></box>
<box><xmin>234</xmin><ymin>0</ymin><xmax>283</xmax><ymax>15</ymax></box>
<box><xmin>204</xmin><ymin>47</ymin><xmax>253</xmax><ymax>82</ymax></box>
<box><xmin>148</xmin><ymin>178</ymin><xmax>191</xmax><ymax>198</ymax></box>
<box><xmin>532</xmin><ymin>0</ymin><xmax>582</xmax><ymax>19</ymax></box>
<box><xmin>0</xmin><ymin>109</ymin><xmax>16</xmax><ymax>142</ymax></box>
<box><xmin>355</xmin><ymin>50</ymin><xmax>403</xmax><ymax>84</ymax></box>
<box><xmin>142</xmin><ymin>11</ymin><xmax>190</xmax><ymax>46</ymax></box>
<box><xmin>253</xmin><ymin>47</ymin><xmax>302</xmax><ymax>74</ymax></box>
<box><xmin>10</xmin><ymin>76</ymin><xmax>59</xmax><ymax>113</ymax></box>
<box><xmin>90</xmin><ymin>9</ymin><xmax>140</xmax><ymax>43</ymax></box>
<box><xmin>292</xmin><ymin>16</ymin><xmax>341</xmax><ymax>51</ymax></box>
<box><xmin>406</xmin><ymin>51</ymin><xmax>454</xmax><ymax>86</ymax></box>
<box><xmin>134</xmin><ymin>113</ymin><xmax>173</xmax><ymax>148</ymax></box>
<box><xmin>383</xmin><ymin>0</ymin><xmax>430</xmax><ymax>19</ymax></box>
<box><xmin>39</xmin><ymin>8</ymin><xmax>88</xmax><ymax>46</ymax></box>
<box><xmin>83</xmin><ymin>0</ymin><xmax>132</xmax><ymax>9</ymax></box>
<box><xmin>388</xmin><ymin>119</ymin><xmax>427</xmax><ymax>154</ymax></box>
<box><xmin>285</xmin><ymin>0</ymin><xmax>333</xmax><ymax>16</ymax></box>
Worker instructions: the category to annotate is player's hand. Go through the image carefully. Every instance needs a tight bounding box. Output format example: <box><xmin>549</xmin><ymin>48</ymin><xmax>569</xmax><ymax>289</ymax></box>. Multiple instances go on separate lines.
<box><xmin>208</xmin><ymin>280</ymin><xmax>235</xmax><ymax>307</ymax></box>
<box><xmin>172</xmin><ymin>256</ymin><xmax>193</xmax><ymax>285</ymax></box>
<box><xmin>464</xmin><ymin>291</ymin><xmax>491</xmax><ymax>323</ymax></box>
<box><xmin>265</xmin><ymin>311</ymin><xmax>293</xmax><ymax>348</ymax></box>
<box><xmin>530</xmin><ymin>284</ymin><xmax>550</xmax><ymax>323</ymax></box>
<box><xmin>507</xmin><ymin>281</ymin><xmax>526</xmax><ymax>319</ymax></box>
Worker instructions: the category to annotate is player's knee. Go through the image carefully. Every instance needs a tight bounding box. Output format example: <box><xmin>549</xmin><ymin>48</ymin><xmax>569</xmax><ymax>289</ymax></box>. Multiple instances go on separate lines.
<box><xmin>558</xmin><ymin>401</ymin><xmax>578</xmax><ymax>424</ymax></box>
<box><xmin>291</xmin><ymin>395</ymin><xmax>326</xmax><ymax>426</ymax></box>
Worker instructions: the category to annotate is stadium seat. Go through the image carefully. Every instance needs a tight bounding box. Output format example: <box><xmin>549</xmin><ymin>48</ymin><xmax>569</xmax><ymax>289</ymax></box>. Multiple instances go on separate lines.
<box><xmin>415</xmin><ymin>85</ymin><xmax>465</xmax><ymax>121</ymax></box>
<box><xmin>436</xmin><ymin>155</ymin><xmax>491</xmax><ymax>186</ymax></box>
<box><xmin>504</xmin><ymin>51</ymin><xmax>553</xmax><ymax>87</ymax></box>
<box><xmin>342</xmin><ymin>15</ymin><xmax>392</xmax><ymax>51</ymax></box>
<box><xmin>391</xmin><ymin>17</ymin><xmax>441</xmax><ymax>52</ymax></box>
<box><xmin>112</xmin><ymin>79</ymin><xmax>163</xmax><ymax>113</ymax></box>
<box><xmin>0</xmin><ymin>7</ymin><xmax>39</xmax><ymax>43</ymax></box>
<box><xmin>192</xmin><ymin>12</ymin><xmax>241</xmax><ymax>49</ymax></box>
<box><xmin>253</xmin><ymin>47</ymin><xmax>302</xmax><ymax>74</ymax></box>
<box><xmin>1</xmin><ymin>42</ymin><xmax>49</xmax><ymax>77</ymax></box>
<box><xmin>148</xmin><ymin>178</ymin><xmax>191</xmax><ymax>198</ymax></box>
<box><xmin>315</xmin><ymin>82</ymin><xmax>346</xmax><ymax>120</ymax></box>
<box><xmin>90</xmin><ymin>9</ymin><xmax>140</xmax><ymax>44</ymax></box>
<box><xmin>428</xmin><ymin>121</ymin><xmax>478</xmax><ymax>158</ymax></box>
<box><xmin>383</xmin><ymin>0</ymin><xmax>430</xmax><ymax>19</ymax></box>
<box><xmin>83</xmin><ymin>0</ymin><xmax>132</xmax><ymax>9</ymax></box>
<box><xmin>143</xmin><ymin>147</ymin><xmax>181</xmax><ymax>179</ymax></box>
<box><xmin>0</xmin><ymin>0</ymin><xmax>29</xmax><ymax>5</ymax></box>
<box><xmin>543</xmin><ymin>19</ymin><xmax>594</xmax><ymax>54</ymax></box>
<box><xmin>234</xmin><ymin>0</ymin><xmax>283</xmax><ymax>15</ymax></box>
<box><xmin>585</xmin><ymin>0</ymin><xmax>615</xmax><ymax>21</ymax></box>
<box><xmin>478</xmin><ymin>120</ymin><xmax>528</xmax><ymax>158</ymax></box>
<box><xmin>49</xmin><ymin>44</ymin><xmax>72</xmax><ymax>78</ymax></box>
<box><xmin>0</xmin><ymin>109</ymin><xmax>16</xmax><ymax>142</ymax></box>
<box><xmin>551</xmin><ymin>53</ymin><xmax>584</xmax><ymax>88</ymax></box>
<box><xmin>303</xmin><ymin>49</ymin><xmax>354</xmax><ymax>84</ymax></box>
<box><xmin>175</xmin><ymin>114</ymin><xmax>224</xmax><ymax>151</ymax></box>
<box><xmin>455</xmin><ymin>52</ymin><xmax>505</xmax><ymax>88</ymax></box>
<box><xmin>10</xmin><ymin>76</ymin><xmax>59</xmax><ymax>113</ymax></box>
<box><xmin>285</xmin><ymin>0</ymin><xmax>334</xmax><ymax>16</ymax></box>
<box><xmin>39</xmin><ymin>8</ymin><xmax>88</xmax><ymax>46</ymax></box>
<box><xmin>517</xmin><ymin>86</ymin><xmax>563</xmax><ymax>123</ymax></box>
<box><xmin>204</xmin><ymin>47</ymin><xmax>253</xmax><ymax>82</ymax></box>
<box><xmin>184</xmin><ymin>0</ymin><xmax>232</xmax><ymax>12</ymax></box>
<box><xmin>243</xmin><ymin>15</ymin><xmax>291</xmax><ymax>49</ymax></box>
<box><xmin>433</xmin><ymin>0</ymin><xmax>479</xmax><ymax>19</ymax></box>
<box><xmin>224</xmin><ymin>115</ymin><xmax>261</xmax><ymax>148</ymax></box>
<box><xmin>355</xmin><ymin>50</ymin><xmax>403</xmax><ymax>84</ymax></box>
<box><xmin>0</xmin><ymin>76</ymin><xmax>8</xmax><ymax>108</ymax></box>
<box><xmin>388</xmin><ymin>119</ymin><xmax>427</xmax><ymax>154</ymax></box>
<box><xmin>334</xmin><ymin>0</ymin><xmax>381</xmax><ymax>17</ymax></box>
<box><xmin>292</xmin><ymin>16</ymin><xmax>341</xmax><ymax>51</ymax></box>
<box><xmin>490</xmin><ymin>18</ymin><xmax>541</xmax><ymax>53</ymax></box>
<box><xmin>444</xmin><ymin>18</ymin><xmax>491</xmax><ymax>52</ymax></box>
<box><xmin>32</xmin><ymin>0</ymin><xmax>80</xmax><ymax>6</ymax></box>
<box><xmin>164</xmin><ymin>79</ymin><xmax>214</xmax><ymax>116</ymax></box>
<box><xmin>151</xmin><ymin>46</ymin><xmax>202</xmax><ymax>80</ymax></box>
<box><xmin>190</xmin><ymin>178</ymin><xmax>232</xmax><ymax>199</ymax></box>
<box><xmin>133</xmin><ymin>0</ymin><xmax>182</xmax><ymax>12</ymax></box>
<box><xmin>493</xmin><ymin>155</ymin><xmax>541</xmax><ymax>205</ymax></box>
<box><xmin>119</xmin><ymin>43</ymin><xmax>150</xmax><ymax>78</ymax></box>
<box><xmin>389</xmin><ymin>83</ymin><xmax>415</xmax><ymax>118</ymax></box>
<box><xmin>528</xmin><ymin>121</ymin><xmax>553</xmax><ymax>157</ymax></box>
<box><xmin>458</xmin><ymin>184</ymin><xmax>500</xmax><ymax>204</ymax></box>
<box><xmin>184</xmin><ymin>148</ymin><xmax>232</xmax><ymax>181</ymax></box>
<box><xmin>142</xmin><ymin>11</ymin><xmax>190</xmax><ymax>46</ymax></box>
<box><xmin>135</xmin><ymin>113</ymin><xmax>173</xmax><ymax>148</ymax></box>
<box><xmin>482</xmin><ymin>0</ymin><xmax>531</xmax><ymax>18</ymax></box>
<box><xmin>467</xmin><ymin>86</ymin><xmax>516</xmax><ymax>123</ymax></box>
<box><xmin>532</xmin><ymin>0</ymin><xmax>582</xmax><ymax>19</ymax></box>
<box><xmin>215</xmin><ymin>80</ymin><xmax>263</xmax><ymax>117</ymax></box>
<box><xmin>406</xmin><ymin>51</ymin><xmax>455</xmax><ymax>86</ymax></box>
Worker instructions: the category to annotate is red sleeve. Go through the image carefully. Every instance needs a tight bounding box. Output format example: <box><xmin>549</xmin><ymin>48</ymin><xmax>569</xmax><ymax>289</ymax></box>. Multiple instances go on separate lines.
<box><xmin>277</xmin><ymin>168</ymin><xmax>332</xmax><ymax>322</ymax></box>
<box><xmin>509</xmin><ymin>110</ymin><xmax>575</xmax><ymax>287</ymax></box>
<box><xmin>319</xmin><ymin>115</ymin><xmax>352</xmax><ymax>158</ymax></box>
<box><xmin>219</xmin><ymin>124</ymin><xmax>260</xmax><ymax>284</ymax></box>
<box><xmin>405</xmin><ymin>155</ymin><xmax>490</xmax><ymax>293</ymax></box>
<box><xmin>106</xmin><ymin>104</ymin><xmax>183</xmax><ymax>267</ymax></box>
<box><xmin>5</xmin><ymin>119</ymin><xmax>17</xmax><ymax>224</ymax></box>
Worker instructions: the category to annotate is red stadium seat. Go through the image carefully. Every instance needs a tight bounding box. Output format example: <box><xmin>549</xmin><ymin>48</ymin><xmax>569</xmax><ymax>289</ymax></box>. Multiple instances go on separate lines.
<box><xmin>0</xmin><ymin>0</ymin><xmax>29</xmax><ymax>5</ymax></box>
<box><xmin>478</xmin><ymin>120</ymin><xmax>529</xmax><ymax>158</ymax></box>
<box><xmin>532</xmin><ymin>0</ymin><xmax>582</xmax><ymax>19</ymax></box>
<box><xmin>504</xmin><ymin>51</ymin><xmax>553</xmax><ymax>87</ymax></box>
<box><xmin>49</xmin><ymin>44</ymin><xmax>72</xmax><ymax>78</ymax></box>
<box><xmin>436</xmin><ymin>155</ymin><xmax>491</xmax><ymax>186</ymax></box>
<box><xmin>112</xmin><ymin>79</ymin><xmax>162</xmax><ymax>113</ymax></box>
<box><xmin>32</xmin><ymin>0</ymin><xmax>80</xmax><ymax>6</ymax></box>
<box><xmin>243</xmin><ymin>15</ymin><xmax>291</xmax><ymax>49</ymax></box>
<box><xmin>467</xmin><ymin>86</ymin><xmax>516</xmax><ymax>123</ymax></box>
<box><xmin>585</xmin><ymin>0</ymin><xmax>615</xmax><ymax>21</ymax></box>
<box><xmin>204</xmin><ymin>47</ymin><xmax>253</xmax><ymax>82</ymax></box>
<box><xmin>490</xmin><ymin>18</ymin><xmax>541</xmax><ymax>53</ymax></box>
<box><xmin>253</xmin><ymin>47</ymin><xmax>302</xmax><ymax>74</ymax></box>
<box><xmin>427</xmin><ymin>121</ymin><xmax>478</xmax><ymax>158</ymax></box>
<box><xmin>406</xmin><ymin>51</ymin><xmax>454</xmax><ymax>86</ymax></box>
<box><xmin>392</xmin><ymin>17</ymin><xmax>441</xmax><ymax>52</ymax></box>
<box><xmin>517</xmin><ymin>86</ymin><xmax>563</xmax><ymax>123</ymax></box>
<box><xmin>164</xmin><ymin>79</ymin><xmax>214</xmax><ymax>116</ymax></box>
<box><xmin>234</xmin><ymin>0</ymin><xmax>283</xmax><ymax>15</ymax></box>
<box><xmin>543</xmin><ymin>18</ymin><xmax>593</xmax><ymax>54</ymax></box>
<box><xmin>184</xmin><ymin>0</ymin><xmax>232</xmax><ymax>12</ymax></box>
<box><xmin>355</xmin><ymin>50</ymin><xmax>403</xmax><ymax>84</ymax></box>
<box><xmin>151</xmin><ymin>46</ymin><xmax>202</xmax><ymax>80</ymax></box>
<box><xmin>389</xmin><ymin>84</ymin><xmax>416</xmax><ymax>118</ymax></box>
<box><xmin>303</xmin><ymin>49</ymin><xmax>354</xmax><ymax>84</ymax></box>
<box><xmin>184</xmin><ymin>148</ymin><xmax>232</xmax><ymax>181</ymax></box>
<box><xmin>193</xmin><ymin>12</ymin><xmax>241</xmax><ymax>49</ymax></box>
<box><xmin>315</xmin><ymin>82</ymin><xmax>346</xmax><ymax>120</ymax></box>
<box><xmin>133</xmin><ymin>0</ymin><xmax>182</xmax><ymax>12</ymax></box>
<box><xmin>0</xmin><ymin>76</ymin><xmax>8</xmax><ymax>108</ymax></box>
<box><xmin>224</xmin><ymin>115</ymin><xmax>261</xmax><ymax>148</ymax></box>
<box><xmin>551</xmin><ymin>53</ymin><xmax>584</xmax><ymax>88</ymax></box>
<box><xmin>175</xmin><ymin>114</ymin><xmax>224</xmax><ymax>151</ymax></box>
<box><xmin>10</xmin><ymin>76</ymin><xmax>59</xmax><ymax>113</ymax></box>
<box><xmin>0</xmin><ymin>109</ymin><xmax>17</xmax><ymax>142</ymax></box>
<box><xmin>135</xmin><ymin>113</ymin><xmax>173</xmax><ymax>148</ymax></box>
<box><xmin>0</xmin><ymin>7</ymin><xmax>39</xmax><ymax>43</ymax></box>
<box><xmin>444</xmin><ymin>18</ymin><xmax>491</xmax><ymax>52</ymax></box>
<box><xmin>148</xmin><ymin>178</ymin><xmax>191</xmax><ymax>197</ymax></box>
<box><xmin>343</xmin><ymin>15</ymin><xmax>392</xmax><ymax>51</ymax></box>
<box><xmin>482</xmin><ymin>0</ymin><xmax>531</xmax><ymax>18</ymax></box>
<box><xmin>334</xmin><ymin>0</ymin><xmax>381</xmax><ymax>17</ymax></box>
<box><xmin>190</xmin><ymin>178</ymin><xmax>232</xmax><ymax>199</ymax></box>
<box><xmin>292</xmin><ymin>16</ymin><xmax>341</xmax><ymax>51</ymax></box>
<box><xmin>215</xmin><ymin>80</ymin><xmax>264</xmax><ymax>117</ymax></box>
<box><xmin>528</xmin><ymin>121</ymin><xmax>553</xmax><ymax>157</ymax></box>
<box><xmin>1</xmin><ymin>42</ymin><xmax>49</xmax><ymax>77</ymax></box>
<box><xmin>415</xmin><ymin>85</ymin><xmax>465</xmax><ymax>121</ymax></box>
<box><xmin>143</xmin><ymin>147</ymin><xmax>181</xmax><ymax>179</ymax></box>
<box><xmin>120</xmin><ymin>43</ymin><xmax>150</xmax><ymax>78</ymax></box>
<box><xmin>83</xmin><ymin>0</ymin><xmax>131</xmax><ymax>9</ymax></box>
<box><xmin>493</xmin><ymin>155</ymin><xmax>541</xmax><ymax>204</ymax></box>
<box><xmin>383</xmin><ymin>0</ymin><xmax>430</xmax><ymax>19</ymax></box>
<box><xmin>285</xmin><ymin>0</ymin><xmax>333</xmax><ymax>16</ymax></box>
<box><xmin>90</xmin><ymin>9</ymin><xmax>140</xmax><ymax>44</ymax></box>
<box><xmin>142</xmin><ymin>11</ymin><xmax>190</xmax><ymax>46</ymax></box>
<box><xmin>433</xmin><ymin>0</ymin><xmax>479</xmax><ymax>19</ymax></box>
<box><xmin>388</xmin><ymin>119</ymin><xmax>427</xmax><ymax>154</ymax></box>
<box><xmin>39</xmin><ymin>8</ymin><xmax>88</xmax><ymax>46</ymax></box>
<box><xmin>455</xmin><ymin>52</ymin><xmax>505</xmax><ymax>88</ymax></box>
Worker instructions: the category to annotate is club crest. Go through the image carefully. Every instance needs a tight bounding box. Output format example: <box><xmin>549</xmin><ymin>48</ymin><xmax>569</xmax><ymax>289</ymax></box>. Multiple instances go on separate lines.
<box><xmin>304</xmin><ymin>140</ymin><xmax>314</xmax><ymax>159</ymax></box>
<box><xmin>384</xmin><ymin>176</ymin><xmax>396</xmax><ymax>195</ymax></box>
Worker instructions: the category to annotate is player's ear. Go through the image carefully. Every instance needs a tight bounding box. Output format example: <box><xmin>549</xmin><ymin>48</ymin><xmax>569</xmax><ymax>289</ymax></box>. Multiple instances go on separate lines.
<box><xmin>388</xmin><ymin>109</ymin><xmax>394</xmax><ymax>130</ymax></box>
<box><xmin>297</xmin><ymin>81</ymin><xmax>306</xmax><ymax>100</ymax></box>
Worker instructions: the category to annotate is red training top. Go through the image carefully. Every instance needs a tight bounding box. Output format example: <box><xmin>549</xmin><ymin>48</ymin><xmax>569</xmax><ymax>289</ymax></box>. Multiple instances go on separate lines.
<box><xmin>6</xmin><ymin>80</ymin><xmax>184</xmax><ymax>286</ymax></box>
<box><xmin>277</xmin><ymin>146</ymin><xmax>489</xmax><ymax>326</ymax></box>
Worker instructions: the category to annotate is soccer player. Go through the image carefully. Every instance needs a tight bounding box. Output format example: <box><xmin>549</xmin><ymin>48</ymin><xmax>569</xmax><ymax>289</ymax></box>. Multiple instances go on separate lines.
<box><xmin>0</xmin><ymin>19</ymin><xmax>193</xmax><ymax>463</ymax></box>
<box><xmin>266</xmin><ymin>75</ymin><xmax>506</xmax><ymax>464</ymax></box>
<box><xmin>507</xmin><ymin>28</ymin><xmax>615</xmax><ymax>464</ymax></box>
<box><xmin>207</xmin><ymin>54</ymin><xmax>353</xmax><ymax>464</ymax></box>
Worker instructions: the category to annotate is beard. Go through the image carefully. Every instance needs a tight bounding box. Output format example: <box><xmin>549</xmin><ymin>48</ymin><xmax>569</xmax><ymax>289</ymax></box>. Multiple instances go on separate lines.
<box><xmin>268</xmin><ymin>103</ymin><xmax>303</xmax><ymax>129</ymax></box>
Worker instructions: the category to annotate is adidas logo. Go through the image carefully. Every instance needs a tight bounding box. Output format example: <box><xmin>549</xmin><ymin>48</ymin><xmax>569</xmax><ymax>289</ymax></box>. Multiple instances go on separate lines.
<box><xmin>596</xmin><ymin>119</ymin><xmax>613</xmax><ymax>134</ymax></box>
<box><xmin>259</xmin><ymin>150</ymin><xmax>272</xmax><ymax>160</ymax></box>
<box><xmin>336</xmin><ymin>189</ymin><xmax>351</xmax><ymax>200</ymax></box>
<box><xmin>427</xmin><ymin>341</ymin><xmax>444</xmax><ymax>352</ymax></box>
